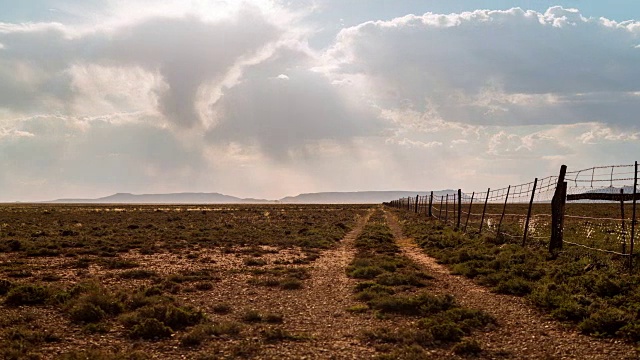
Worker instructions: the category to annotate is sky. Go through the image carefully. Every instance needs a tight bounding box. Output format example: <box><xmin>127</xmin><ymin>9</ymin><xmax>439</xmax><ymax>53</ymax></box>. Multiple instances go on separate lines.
<box><xmin>1</xmin><ymin>1</ymin><xmax>640</xmax><ymax>201</ymax></box>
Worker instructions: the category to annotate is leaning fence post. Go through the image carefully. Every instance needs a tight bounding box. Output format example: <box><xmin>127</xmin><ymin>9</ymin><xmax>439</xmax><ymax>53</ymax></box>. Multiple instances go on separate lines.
<box><xmin>464</xmin><ymin>192</ymin><xmax>475</xmax><ymax>232</ymax></box>
<box><xmin>428</xmin><ymin>191</ymin><xmax>433</xmax><ymax>217</ymax></box>
<box><xmin>415</xmin><ymin>195</ymin><xmax>419</xmax><ymax>214</ymax></box>
<box><xmin>550</xmin><ymin>165</ymin><xmax>567</xmax><ymax>256</ymax></box>
<box><xmin>479</xmin><ymin>188</ymin><xmax>490</xmax><ymax>234</ymax></box>
<box><xmin>522</xmin><ymin>178</ymin><xmax>538</xmax><ymax>246</ymax></box>
<box><xmin>630</xmin><ymin>161</ymin><xmax>638</xmax><ymax>269</ymax></box>
<box><xmin>620</xmin><ymin>188</ymin><xmax>627</xmax><ymax>255</ymax></box>
<box><xmin>496</xmin><ymin>186</ymin><xmax>511</xmax><ymax>236</ymax></box>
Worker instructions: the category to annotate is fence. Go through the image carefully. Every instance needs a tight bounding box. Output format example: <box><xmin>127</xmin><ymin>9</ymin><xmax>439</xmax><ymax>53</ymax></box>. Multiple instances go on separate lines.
<box><xmin>386</xmin><ymin>162</ymin><xmax>639</xmax><ymax>266</ymax></box>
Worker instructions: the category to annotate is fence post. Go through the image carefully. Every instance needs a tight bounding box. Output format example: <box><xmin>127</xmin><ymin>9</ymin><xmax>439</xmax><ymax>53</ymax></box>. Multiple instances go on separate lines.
<box><xmin>445</xmin><ymin>194</ymin><xmax>449</xmax><ymax>224</ymax></box>
<box><xmin>621</xmin><ymin>188</ymin><xmax>627</xmax><ymax>255</ymax></box>
<box><xmin>550</xmin><ymin>165</ymin><xmax>567</xmax><ymax>256</ymax></box>
<box><xmin>631</xmin><ymin>161</ymin><xmax>638</xmax><ymax>269</ymax></box>
<box><xmin>415</xmin><ymin>195</ymin><xmax>419</xmax><ymax>214</ymax></box>
<box><xmin>522</xmin><ymin>178</ymin><xmax>538</xmax><ymax>247</ymax></box>
<box><xmin>479</xmin><ymin>188</ymin><xmax>490</xmax><ymax>234</ymax></box>
<box><xmin>439</xmin><ymin>196</ymin><xmax>443</xmax><ymax>219</ymax></box>
<box><xmin>428</xmin><ymin>191</ymin><xmax>433</xmax><ymax>217</ymax></box>
<box><xmin>407</xmin><ymin>197</ymin><xmax>411</xmax><ymax>211</ymax></box>
<box><xmin>456</xmin><ymin>189</ymin><xmax>462</xmax><ymax>230</ymax></box>
<box><xmin>496</xmin><ymin>186</ymin><xmax>511</xmax><ymax>236</ymax></box>
<box><xmin>464</xmin><ymin>192</ymin><xmax>474</xmax><ymax>232</ymax></box>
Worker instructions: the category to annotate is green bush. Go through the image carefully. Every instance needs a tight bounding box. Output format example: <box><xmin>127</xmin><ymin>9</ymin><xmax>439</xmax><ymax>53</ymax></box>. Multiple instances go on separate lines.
<box><xmin>5</xmin><ymin>285</ymin><xmax>50</xmax><ymax>306</ymax></box>
<box><xmin>0</xmin><ymin>279</ymin><xmax>13</xmax><ymax>295</ymax></box>
<box><xmin>129</xmin><ymin>318</ymin><xmax>172</xmax><ymax>339</ymax></box>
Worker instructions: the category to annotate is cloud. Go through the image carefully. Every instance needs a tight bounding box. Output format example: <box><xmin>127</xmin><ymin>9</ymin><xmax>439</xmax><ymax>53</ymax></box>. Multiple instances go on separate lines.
<box><xmin>206</xmin><ymin>46</ymin><xmax>384</xmax><ymax>160</ymax></box>
<box><xmin>1</xmin><ymin>4</ymin><xmax>640</xmax><ymax>201</ymax></box>
<box><xmin>326</xmin><ymin>7</ymin><xmax>640</xmax><ymax>127</ymax></box>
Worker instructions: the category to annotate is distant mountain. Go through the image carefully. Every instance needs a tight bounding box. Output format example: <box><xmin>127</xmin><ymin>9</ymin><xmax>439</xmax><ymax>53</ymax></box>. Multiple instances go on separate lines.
<box><xmin>47</xmin><ymin>192</ymin><xmax>272</xmax><ymax>204</ymax></box>
<box><xmin>278</xmin><ymin>190</ymin><xmax>456</xmax><ymax>204</ymax></box>
<box><xmin>45</xmin><ymin>190</ymin><xmax>457</xmax><ymax>204</ymax></box>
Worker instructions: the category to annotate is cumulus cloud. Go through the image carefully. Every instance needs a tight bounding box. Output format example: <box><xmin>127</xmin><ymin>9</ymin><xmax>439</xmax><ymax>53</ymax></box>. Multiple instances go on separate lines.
<box><xmin>326</xmin><ymin>7</ymin><xmax>640</xmax><ymax>127</ymax></box>
<box><xmin>1</xmin><ymin>3</ymin><xmax>640</xmax><ymax>201</ymax></box>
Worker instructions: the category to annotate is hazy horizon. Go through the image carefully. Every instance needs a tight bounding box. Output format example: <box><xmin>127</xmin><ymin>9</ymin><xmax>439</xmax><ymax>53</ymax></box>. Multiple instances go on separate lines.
<box><xmin>1</xmin><ymin>1</ymin><xmax>639</xmax><ymax>202</ymax></box>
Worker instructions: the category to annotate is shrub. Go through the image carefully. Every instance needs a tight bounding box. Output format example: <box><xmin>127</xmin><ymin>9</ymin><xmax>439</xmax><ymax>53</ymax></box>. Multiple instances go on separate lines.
<box><xmin>118</xmin><ymin>269</ymin><xmax>157</xmax><ymax>279</ymax></box>
<box><xmin>241</xmin><ymin>310</ymin><xmax>262</xmax><ymax>323</ymax></box>
<box><xmin>0</xmin><ymin>279</ymin><xmax>13</xmax><ymax>295</ymax></box>
<box><xmin>212</xmin><ymin>303</ymin><xmax>232</xmax><ymax>314</ymax></box>
<box><xmin>264</xmin><ymin>313</ymin><xmax>284</xmax><ymax>324</ymax></box>
<box><xmin>280</xmin><ymin>278</ymin><xmax>303</xmax><ymax>290</ymax></box>
<box><xmin>5</xmin><ymin>285</ymin><xmax>50</xmax><ymax>306</ymax></box>
<box><xmin>452</xmin><ymin>339</ymin><xmax>483</xmax><ymax>355</ymax></box>
<box><xmin>68</xmin><ymin>302</ymin><xmax>107</xmax><ymax>323</ymax></box>
<box><xmin>494</xmin><ymin>277</ymin><xmax>533</xmax><ymax>296</ymax></box>
<box><xmin>579</xmin><ymin>307</ymin><xmax>628</xmax><ymax>337</ymax></box>
<box><xmin>348</xmin><ymin>266</ymin><xmax>383</xmax><ymax>279</ymax></box>
<box><xmin>129</xmin><ymin>318</ymin><xmax>172</xmax><ymax>340</ymax></box>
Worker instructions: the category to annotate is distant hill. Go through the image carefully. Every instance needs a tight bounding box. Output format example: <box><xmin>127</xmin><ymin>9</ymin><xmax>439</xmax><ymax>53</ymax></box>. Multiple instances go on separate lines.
<box><xmin>45</xmin><ymin>190</ymin><xmax>457</xmax><ymax>204</ymax></box>
<box><xmin>278</xmin><ymin>190</ymin><xmax>456</xmax><ymax>204</ymax></box>
<box><xmin>47</xmin><ymin>192</ymin><xmax>271</xmax><ymax>204</ymax></box>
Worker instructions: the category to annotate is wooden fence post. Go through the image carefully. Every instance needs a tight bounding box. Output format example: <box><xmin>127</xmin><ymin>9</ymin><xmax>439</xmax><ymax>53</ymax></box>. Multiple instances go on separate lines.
<box><xmin>445</xmin><ymin>194</ymin><xmax>449</xmax><ymax>224</ymax></box>
<box><xmin>407</xmin><ymin>197</ymin><xmax>411</xmax><ymax>211</ymax></box>
<box><xmin>620</xmin><ymin>188</ymin><xmax>627</xmax><ymax>255</ymax></box>
<box><xmin>415</xmin><ymin>195</ymin><xmax>419</xmax><ymax>214</ymax></box>
<box><xmin>550</xmin><ymin>165</ymin><xmax>567</xmax><ymax>256</ymax></box>
<box><xmin>429</xmin><ymin>192</ymin><xmax>433</xmax><ymax>217</ymax></box>
<box><xmin>522</xmin><ymin>178</ymin><xmax>538</xmax><ymax>246</ymax></box>
<box><xmin>631</xmin><ymin>161</ymin><xmax>638</xmax><ymax>269</ymax></box>
<box><xmin>464</xmin><ymin>192</ymin><xmax>474</xmax><ymax>232</ymax></box>
<box><xmin>439</xmin><ymin>196</ymin><xmax>443</xmax><ymax>219</ymax></box>
<box><xmin>496</xmin><ymin>186</ymin><xmax>511</xmax><ymax>236</ymax></box>
<box><xmin>479</xmin><ymin>188</ymin><xmax>490</xmax><ymax>234</ymax></box>
<box><xmin>457</xmin><ymin>189</ymin><xmax>462</xmax><ymax>230</ymax></box>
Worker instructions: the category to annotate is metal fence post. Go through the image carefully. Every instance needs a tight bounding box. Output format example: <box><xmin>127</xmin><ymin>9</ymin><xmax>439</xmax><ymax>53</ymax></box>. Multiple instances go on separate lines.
<box><xmin>620</xmin><ymin>188</ymin><xmax>627</xmax><ymax>255</ymax></box>
<box><xmin>550</xmin><ymin>165</ymin><xmax>567</xmax><ymax>256</ymax></box>
<box><xmin>464</xmin><ymin>192</ymin><xmax>474</xmax><ymax>232</ymax></box>
<box><xmin>445</xmin><ymin>194</ymin><xmax>449</xmax><ymax>224</ymax></box>
<box><xmin>457</xmin><ymin>189</ymin><xmax>462</xmax><ymax>230</ymax></box>
<box><xmin>522</xmin><ymin>178</ymin><xmax>538</xmax><ymax>246</ymax></box>
<box><xmin>496</xmin><ymin>186</ymin><xmax>511</xmax><ymax>236</ymax></box>
<box><xmin>630</xmin><ymin>161</ymin><xmax>638</xmax><ymax>268</ymax></box>
<box><xmin>479</xmin><ymin>188</ymin><xmax>490</xmax><ymax>234</ymax></box>
<box><xmin>428</xmin><ymin>191</ymin><xmax>433</xmax><ymax>217</ymax></box>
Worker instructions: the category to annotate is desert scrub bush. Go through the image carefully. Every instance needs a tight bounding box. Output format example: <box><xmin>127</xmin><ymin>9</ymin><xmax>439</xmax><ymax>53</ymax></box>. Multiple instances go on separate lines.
<box><xmin>118</xmin><ymin>269</ymin><xmax>158</xmax><ymax>279</ymax></box>
<box><xmin>261</xmin><ymin>327</ymin><xmax>308</xmax><ymax>343</ymax></box>
<box><xmin>129</xmin><ymin>318</ymin><xmax>173</xmax><ymax>340</ymax></box>
<box><xmin>212</xmin><ymin>303</ymin><xmax>232</xmax><ymax>314</ymax></box>
<box><xmin>0</xmin><ymin>278</ymin><xmax>13</xmax><ymax>295</ymax></box>
<box><xmin>578</xmin><ymin>306</ymin><xmax>629</xmax><ymax>337</ymax></box>
<box><xmin>243</xmin><ymin>258</ymin><xmax>267</xmax><ymax>267</ymax></box>
<box><xmin>241</xmin><ymin>310</ymin><xmax>263</xmax><ymax>323</ymax></box>
<box><xmin>101</xmin><ymin>258</ymin><xmax>139</xmax><ymax>269</ymax></box>
<box><xmin>58</xmin><ymin>349</ymin><xmax>148</xmax><ymax>360</ymax></box>
<box><xmin>368</xmin><ymin>293</ymin><xmax>456</xmax><ymax>316</ymax></box>
<box><xmin>452</xmin><ymin>339</ymin><xmax>483</xmax><ymax>355</ymax></box>
<box><xmin>64</xmin><ymin>284</ymin><xmax>123</xmax><ymax>323</ymax></box>
<box><xmin>279</xmin><ymin>277</ymin><xmax>303</xmax><ymax>290</ymax></box>
<box><xmin>5</xmin><ymin>284</ymin><xmax>50</xmax><ymax>306</ymax></box>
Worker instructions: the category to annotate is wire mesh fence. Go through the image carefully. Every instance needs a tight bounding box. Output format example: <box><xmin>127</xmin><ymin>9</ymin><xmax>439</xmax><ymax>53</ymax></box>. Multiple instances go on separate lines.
<box><xmin>386</xmin><ymin>162</ymin><xmax>639</xmax><ymax>264</ymax></box>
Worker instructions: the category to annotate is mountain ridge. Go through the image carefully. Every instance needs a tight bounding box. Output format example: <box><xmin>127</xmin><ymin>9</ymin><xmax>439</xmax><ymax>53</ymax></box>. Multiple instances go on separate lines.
<box><xmin>43</xmin><ymin>190</ymin><xmax>457</xmax><ymax>204</ymax></box>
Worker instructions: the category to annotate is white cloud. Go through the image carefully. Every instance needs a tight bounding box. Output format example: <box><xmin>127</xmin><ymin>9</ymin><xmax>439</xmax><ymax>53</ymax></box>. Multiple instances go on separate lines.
<box><xmin>325</xmin><ymin>7</ymin><xmax>640</xmax><ymax>127</ymax></box>
<box><xmin>1</xmin><ymin>4</ymin><xmax>640</xmax><ymax>201</ymax></box>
